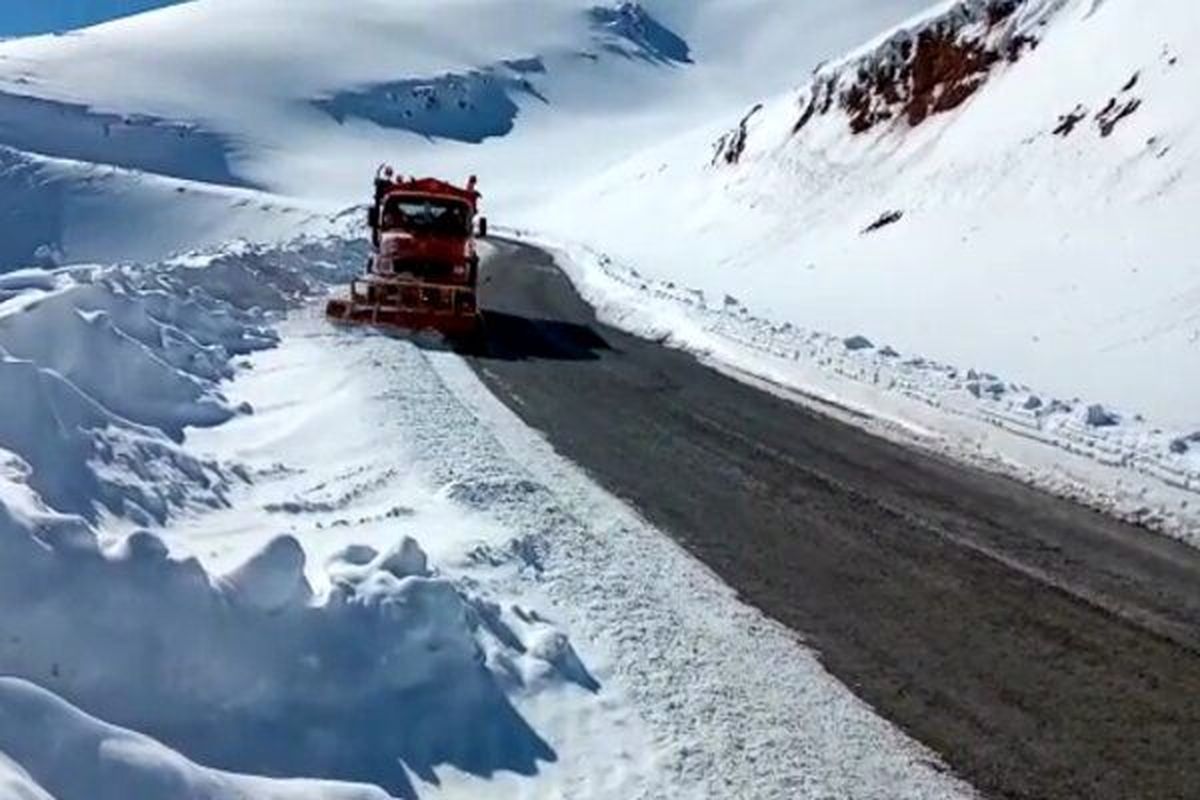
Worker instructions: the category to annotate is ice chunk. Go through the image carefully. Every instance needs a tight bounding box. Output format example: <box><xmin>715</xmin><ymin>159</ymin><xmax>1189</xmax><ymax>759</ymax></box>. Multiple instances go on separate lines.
<box><xmin>1085</xmin><ymin>404</ymin><xmax>1120</xmax><ymax>427</ymax></box>
<box><xmin>844</xmin><ymin>335</ymin><xmax>874</xmax><ymax>351</ymax></box>
<box><xmin>219</xmin><ymin>534</ymin><xmax>312</xmax><ymax>612</ymax></box>
<box><xmin>377</xmin><ymin>536</ymin><xmax>430</xmax><ymax>579</ymax></box>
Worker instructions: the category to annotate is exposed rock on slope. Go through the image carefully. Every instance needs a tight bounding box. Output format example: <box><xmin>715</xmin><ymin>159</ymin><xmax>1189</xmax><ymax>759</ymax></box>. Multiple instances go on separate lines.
<box><xmin>717</xmin><ymin>0</ymin><xmax>1069</xmax><ymax>147</ymax></box>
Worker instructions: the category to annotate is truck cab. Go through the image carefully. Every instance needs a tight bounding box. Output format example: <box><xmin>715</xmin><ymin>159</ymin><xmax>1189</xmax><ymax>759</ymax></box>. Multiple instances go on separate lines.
<box><xmin>373</xmin><ymin>191</ymin><xmax>479</xmax><ymax>284</ymax></box>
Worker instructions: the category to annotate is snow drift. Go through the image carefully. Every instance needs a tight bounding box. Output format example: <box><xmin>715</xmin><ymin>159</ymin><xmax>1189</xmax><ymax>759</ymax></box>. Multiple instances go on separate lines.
<box><xmin>0</xmin><ymin>472</ymin><xmax>572</xmax><ymax>797</ymax></box>
<box><xmin>0</xmin><ymin>236</ymin><xmax>365</xmax><ymax>522</ymax></box>
<box><xmin>0</xmin><ymin>679</ymin><xmax>389</xmax><ymax>800</ymax></box>
<box><xmin>0</xmin><ymin>237</ymin><xmax>601</xmax><ymax>798</ymax></box>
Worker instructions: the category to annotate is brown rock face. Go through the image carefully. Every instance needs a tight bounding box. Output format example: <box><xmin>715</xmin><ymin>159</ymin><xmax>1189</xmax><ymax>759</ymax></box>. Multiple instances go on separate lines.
<box><xmin>798</xmin><ymin>0</ymin><xmax>1039</xmax><ymax>137</ymax></box>
<box><xmin>712</xmin><ymin>0</ymin><xmax>1051</xmax><ymax>169</ymax></box>
<box><xmin>906</xmin><ymin>29</ymin><xmax>1002</xmax><ymax>126</ymax></box>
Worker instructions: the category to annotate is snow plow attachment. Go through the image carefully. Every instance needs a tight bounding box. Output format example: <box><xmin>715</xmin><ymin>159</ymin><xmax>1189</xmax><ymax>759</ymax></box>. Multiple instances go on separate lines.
<box><xmin>325</xmin><ymin>277</ymin><xmax>480</xmax><ymax>338</ymax></box>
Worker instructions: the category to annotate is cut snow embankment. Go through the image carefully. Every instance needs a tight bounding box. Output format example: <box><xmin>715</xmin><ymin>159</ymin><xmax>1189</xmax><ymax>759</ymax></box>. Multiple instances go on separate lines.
<box><xmin>0</xmin><ymin>146</ymin><xmax>328</xmax><ymax>270</ymax></box>
<box><xmin>0</xmin><ymin>236</ymin><xmax>360</xmax><ymax>522</ymax></box>
<box><xmin>0</xmin><ymin>236</ymin><xmax>614</xmax><ymax>799</ymax></box>
<box><xmin>511</xmin><ymin>230</ymin><xmax>1200</xmax><ymax>546</ymax></box>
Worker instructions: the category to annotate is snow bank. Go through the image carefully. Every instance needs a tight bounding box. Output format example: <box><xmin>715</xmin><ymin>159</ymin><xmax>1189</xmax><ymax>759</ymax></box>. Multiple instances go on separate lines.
<box><xmin>525</xmin><ymin>232</ymin><xmax>1200</xmax><ymax>544</ymax></box>
<box><xmin>0</xmin><ymin>233</ymin><xmax>602</xmax><ymax>797</ymax></box>
<box><xmin>0</xmin><ymin>442</ymin><xmax>584</xmax><ymax>796</ymax></box>
<box><xmin>0</xmin><ymin>235</ymin><xmax>364</xmax><ymax>522</ymax></box>
<box><xmin>0</xmin><ymin>679</ymin><xmax>389</xmax><ymax>800</ymax></box>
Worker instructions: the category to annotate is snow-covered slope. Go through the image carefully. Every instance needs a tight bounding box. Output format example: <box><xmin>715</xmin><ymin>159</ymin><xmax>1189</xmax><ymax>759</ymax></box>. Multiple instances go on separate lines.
<box><xmin>0</xmin><ymin>147</ymin><xmax>324</xmax><ymax>268</ymax></box>
<box><xmin>3</xmin><ymin>0</ymin><xmax>1189</xmax><ymax>432</ymax></box>
<box><xmin>544</xmin><ymin>0</ymin><xmax>1199</xmax><ymax>432</ymax></box>
<box><xmin>0</xmin><ymin>0</ymin><xmax>933</xmax><ymax>266</ymax></box>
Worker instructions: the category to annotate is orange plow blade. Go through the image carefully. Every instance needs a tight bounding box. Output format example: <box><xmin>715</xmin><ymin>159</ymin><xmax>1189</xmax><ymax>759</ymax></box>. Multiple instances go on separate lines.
<box><xmin>325</xmin><ymin>278</ymin><xmax>480</xmax><ymax>338</ymax></box>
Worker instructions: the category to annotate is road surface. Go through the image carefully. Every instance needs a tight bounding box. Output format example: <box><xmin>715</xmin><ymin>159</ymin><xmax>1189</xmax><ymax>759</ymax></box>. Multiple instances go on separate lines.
<box><xmin>467</xmin><ymin>238</ymin><xmax>1200</xmax><ymax>800</ymax></box>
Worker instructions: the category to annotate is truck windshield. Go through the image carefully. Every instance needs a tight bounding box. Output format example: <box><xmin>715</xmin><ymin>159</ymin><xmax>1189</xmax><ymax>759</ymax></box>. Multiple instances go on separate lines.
<box><xmin>381</xmin><ymin>196</ymin><xmax>470</xmax><ymax>236</ymax></box>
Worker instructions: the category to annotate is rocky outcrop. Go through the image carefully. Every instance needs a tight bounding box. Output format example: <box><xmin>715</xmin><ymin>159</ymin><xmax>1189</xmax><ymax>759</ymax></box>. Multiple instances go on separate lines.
<box><xmin>712</xmin><ymin>104</ymin><xmax>763</xmax><ymax>165</ymax></box>
<box><xmin>796</xmin><ymin>0</ymin><xmax>1050</xmax><ymax>136</ymax></box>
<box><xmin>710</xmin><ymin>0</ymin><xmax>1069</xmax><ymax>169</ymax></box>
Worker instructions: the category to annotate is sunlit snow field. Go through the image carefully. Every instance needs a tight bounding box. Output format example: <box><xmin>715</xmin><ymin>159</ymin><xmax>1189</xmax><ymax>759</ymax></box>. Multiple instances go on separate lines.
<box><xmin>0</xmin><ymin>0</ymin><xmax>1197</xmax><ymax>797</ymax></box>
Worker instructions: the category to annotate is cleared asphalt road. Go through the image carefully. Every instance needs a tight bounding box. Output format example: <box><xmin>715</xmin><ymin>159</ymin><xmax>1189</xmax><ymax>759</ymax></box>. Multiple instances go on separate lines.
<box><xmin>467</xmin><ymin>238</ymin><xmax>1200</xmax><ymax>800</ymax></box>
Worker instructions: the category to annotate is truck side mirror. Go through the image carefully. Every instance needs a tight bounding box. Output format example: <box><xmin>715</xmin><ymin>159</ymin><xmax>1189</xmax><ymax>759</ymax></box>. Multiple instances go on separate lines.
<box><xmin>477</xmin><ymin>216</ymin><xmax>489</xmax><ymax>238</ymax></box>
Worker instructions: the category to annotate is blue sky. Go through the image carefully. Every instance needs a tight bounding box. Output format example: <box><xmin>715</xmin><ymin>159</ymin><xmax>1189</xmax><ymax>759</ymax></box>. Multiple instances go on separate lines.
<box><xmin>0</xmin><ymin>1</ymin><xmax>185</xmax><ymax>37</ymax></box>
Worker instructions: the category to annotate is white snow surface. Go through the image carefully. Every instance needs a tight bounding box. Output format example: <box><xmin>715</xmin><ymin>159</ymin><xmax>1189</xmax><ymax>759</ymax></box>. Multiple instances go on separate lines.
<box><xmin>1</xmin><ymin>0</ymin><xmax>1198</xmax><ymax>795</ymax></box>
<box><xmin>0</xmin><ymin>0</ymin><xmax>1190</xmax><ymax>497</ymax></box>
<box><xmin>0</xmin><ymin>236</ymin><xmax>973</xmax><ymax>799</ymax></box>
<box><xmin>0</xmin><ymin>0</ymin><xmax>933</xmax><ymax>261</ymax></box>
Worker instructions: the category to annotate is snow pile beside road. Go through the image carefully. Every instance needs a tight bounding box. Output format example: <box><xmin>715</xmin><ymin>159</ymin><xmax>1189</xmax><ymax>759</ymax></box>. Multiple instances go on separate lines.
<box><xmin>0</xmin><ymin>465</ymin><xmax>570</xmax><ymax>797</ymax></box>
<box><xmin>0</xmin><ymin>679</ymin><xmax>388</xmax><ymax>800</ymax></box>
<box><xmin>0</xmin><ymin>236</ymin><xmax>599</xmax><ymax>798</ymax></box>
<box><xmin>0</xmin><ymin>236</ymin><xmax>362</xmax><ymax>523</ymax></box>
<box><xmin>534</xmin><ymin>233</ymin><xmax>1200</xmax><ymax>544</ymax></box>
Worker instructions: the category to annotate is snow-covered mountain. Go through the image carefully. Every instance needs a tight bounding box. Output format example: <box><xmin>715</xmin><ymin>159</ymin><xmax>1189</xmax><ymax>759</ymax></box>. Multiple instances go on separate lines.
<box><xmin>0</xmin><ymin>0</ymin><xmax>932</xmax><ymax>265</ymax></box>
<box><xmin>7</xmin><ymin>0</ymin><xmax>1184</xmax><ymax>430</ymax></box>
<box><xmin>0</xmin><ymin>4</ymin><xmax>983</xmax><ymax>800</ymax></box>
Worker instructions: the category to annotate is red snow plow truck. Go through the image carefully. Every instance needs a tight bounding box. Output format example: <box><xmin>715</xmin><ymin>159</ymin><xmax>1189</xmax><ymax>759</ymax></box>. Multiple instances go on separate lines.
<box><xmin>326</xmin><ymin>166</ymin><xmax>487</xmax><ymax>338</ymax></box>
